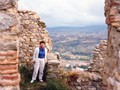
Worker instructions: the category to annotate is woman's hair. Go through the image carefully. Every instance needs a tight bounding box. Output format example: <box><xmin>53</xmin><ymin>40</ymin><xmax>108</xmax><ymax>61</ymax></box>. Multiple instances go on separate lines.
<box><xmin>40</xmin><ymin>41</ymin><xmax>45</xmax><ymax>44</ymax></box>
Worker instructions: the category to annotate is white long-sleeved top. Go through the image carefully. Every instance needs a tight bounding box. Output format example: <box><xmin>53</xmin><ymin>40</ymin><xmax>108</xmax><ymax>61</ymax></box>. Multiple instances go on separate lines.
<box><xmin>33</xmin><ymin>47</ymin><xmax>47</xmax><ymax>62</ymax></box>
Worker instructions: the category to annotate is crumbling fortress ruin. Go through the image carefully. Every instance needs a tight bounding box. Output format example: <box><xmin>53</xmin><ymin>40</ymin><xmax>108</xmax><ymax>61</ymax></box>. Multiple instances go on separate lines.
<box><xmin>90</xmin><ymin>0</ymin><xmax>120</xmax><ymax>89</ymax></box>
<box><xmin>0</xmin><ymin>0</ymin><xmax>52</xmax><ymax>90</ymax></box>
<box><xmin>0</xmin><ymin>0</ymin><xmax>20</xmax><ymax>90</ymax></box>
<box><xmin>18</xmin><ymin>10</ymin><xmax>52</xmax><ymax>65</ymax></box>
<box><xmin>0</xmin><ymin>0</ymin><xmax>120</xmax><ymax>90</ymax></box>
<box><xmin>103</xmin><ymin>0</ymin><xmax>120</xmax><ymax>89</ymax></box>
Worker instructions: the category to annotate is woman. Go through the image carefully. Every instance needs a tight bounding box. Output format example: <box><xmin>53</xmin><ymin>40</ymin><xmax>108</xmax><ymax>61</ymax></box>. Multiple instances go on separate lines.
<box><xmin>30</xmin><ymin>41</ymin><xmax>47</xmax><ymax>83</ymax></box>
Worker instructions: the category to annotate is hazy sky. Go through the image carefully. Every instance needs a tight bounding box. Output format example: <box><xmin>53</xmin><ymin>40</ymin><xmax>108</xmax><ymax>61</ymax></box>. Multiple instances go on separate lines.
<box><xmin>18</xmin><ymin>0</ymin><xmax>105</xmax><ymax>27</ymax></box>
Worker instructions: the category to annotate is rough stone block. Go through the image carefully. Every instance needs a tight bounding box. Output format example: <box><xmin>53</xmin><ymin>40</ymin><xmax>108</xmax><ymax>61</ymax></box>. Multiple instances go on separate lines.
<box><xmin>0</xmin><ymin>40</ymin><xmax>17</xmax><ymax>50</ymax></box>
<box><xmin>0</xmin><ymin>13</ymin><xmax>17</xmax><ymax>31</ymax></box>
<box><xmin>1</xmin><ymin>74</ymin><xmax>18</xmax><ymax>80</ymax></box>
<box><xmin>0</xmin><ymin>0</ymin><xmax>17</xmax><ymax>10</ymax></box>
<box><xmin>0</xmin><ymin>65</ymin><xmax>17</xmax><ymax>71</ymax></box>
<box><xmin>0</xmin><ymin>79</ymin><xmax>19</xmax><ymax>86</ymax></box>
<box><xmin>1</xmin><ymin>69</ymin><xmax>18</xmax><ymax>75</ymax></box>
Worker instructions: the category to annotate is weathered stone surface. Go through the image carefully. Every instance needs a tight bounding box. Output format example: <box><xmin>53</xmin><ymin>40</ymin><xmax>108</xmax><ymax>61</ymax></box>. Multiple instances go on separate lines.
<box><xmin>0</xmin><ymin>13</ymin><xmax>17</xmax><ymax>31</ymax></box>
<box><xmin>1</xmin><ymin>74</ymin><xmax>19</xmax><ymax>80</ymax></box>
<box><xmin>47</xmin><ymin>60</ymin><xmax>60</xmax><ymax>66</ymax></box>
<box><xmin>0</xmin><ymin>0</ymin><xmax>17</xmax><ymax>10</ymax></box>
<box><xmin>18</xmin><ymin>10</ymin><xmax>52</xmax><ymax>65</ymax></box>
<box><xmin>110</xmin><ymin>6</ymin><xmax>118</xmax><ymax>16</ymax></box>
<box><xmin>0</xmin><ymin>79</ymin><xmax>19</xmax><ymax>86</ymax></box>
<box><xmin>0</xmin><ymin>40</ymin><xmax>17</xmax><ymax>50</ymax></box>
<box><xmin>0</xmin><ymin>65</ymin><xmax>17</xmax><ymax>71</ymax></box>
<box><xmin>2</xmin><ymin>0</ymin><xmax>120</xmax><ymax>90</ymax></box>
<box><xmin>47</xmin><ymin>52</ymin><xmax>60</xmax><ymax>60</ymax></box>
<box><xmin>0</xmin><ymin>50</ymin><xmax>17</xmax><ymax>56</ymax></box>
<box><xmin>103</xmin><ymin>0</ymin><xmax>120</xmax><ymax>89</ymax></box>
<box><xmin>1</xmin><ymin>70</ymin><xmax>18</xmax><ymax>75</ymax></box>
<box><xmin>46</xmin><ymin>58</ymin><xmax>104</xmax><ymax>90</ymax></box>
<box><xmin>0</xmin><ymin>0</ymin><xmax>20</xmax><ymax>90</ymax></box>
<box><xmin>88</xmin><ymin>1</ymin><xmax>120</xmax><ymax>89</ymax></box>
<box><xmin>46</xmin><ymin>60</ymin><xmax>61</xmax><ymax>80</ymax></box>
<box><xmin>88</xmin><ymin>40</ymin><xmax>107</xmax><ymax>75</ymax></box>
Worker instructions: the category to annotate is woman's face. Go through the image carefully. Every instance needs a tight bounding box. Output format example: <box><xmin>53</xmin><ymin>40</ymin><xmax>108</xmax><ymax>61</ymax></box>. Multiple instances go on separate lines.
<box><xmin>40</xmin><ymin>43</ymin><xmax>45</xmax><ymax>48</ymax></box>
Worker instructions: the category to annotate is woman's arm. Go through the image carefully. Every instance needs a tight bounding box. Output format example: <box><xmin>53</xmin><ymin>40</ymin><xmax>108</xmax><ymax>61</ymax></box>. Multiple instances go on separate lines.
<box><xmin>33</xmin><ymin>48</ymin><xmax>37</xmax><ymax>62</ymax></box>
<box><xmin>45</xmin><ymin>48</ymin><xmax>48</xmax><ymax>63</ymax></box>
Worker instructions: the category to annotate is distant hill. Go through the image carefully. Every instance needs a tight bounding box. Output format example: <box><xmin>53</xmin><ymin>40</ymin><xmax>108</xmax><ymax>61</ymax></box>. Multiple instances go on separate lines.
<box><xmin>47</xmin><ymin>25</ymin><xmax>107</xmax><ymax>33</ymax></box>
<box><xmin>47</xmin><ymin>25</ymin><xmax>107</xmax><ymax>60</ymax></box>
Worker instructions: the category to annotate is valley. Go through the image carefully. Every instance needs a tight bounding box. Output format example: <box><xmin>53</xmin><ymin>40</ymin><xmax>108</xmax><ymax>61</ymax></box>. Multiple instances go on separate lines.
<box><xmin>47</xmin><ymin>25</ymin><xmax>107</xmax><ymax>61</ymax></box>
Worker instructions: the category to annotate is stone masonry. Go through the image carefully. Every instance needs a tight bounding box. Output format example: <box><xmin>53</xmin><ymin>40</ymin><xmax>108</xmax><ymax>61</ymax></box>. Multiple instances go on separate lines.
<box><xmin>1</xmin><ymin>0</ymin><xmax>120</xmax><ymax>90</ymax></box>
<box><xmin>0</xmin><ymin>0</ymin><xmax>54</xmax><ymax>89</ymax></box>
<box><xmin>88</xmin><ymin>40</ymin><xmax>107</xmax><ymax>75</ymax></box>
<box><xmin>18</xmin><ymin>10</ymin><xmax>52</xmax><ymax>65</ymax></box>
<box><xmin>89</xmin><ymin>0</ymin><xmax>120</xmax><ymax>89</ymax></box>
<box><xmin>0</xmin><ymin>0</ymin><xmax>20</xmax><ymax>90</ymax></box>
<box><xmin>103</xmin><ymin>0</ymin><xmax>120</xmax><ymax>90</ymax></box>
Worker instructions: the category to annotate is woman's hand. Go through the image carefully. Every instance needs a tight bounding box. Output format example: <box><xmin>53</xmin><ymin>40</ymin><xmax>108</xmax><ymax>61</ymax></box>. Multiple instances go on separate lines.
<box><xmin>45</xmin><ymin>60</ymin><xmax>48</xmax><ymax>63</ymax></box>
<box><xmin>32</xmin><ymin>60</ymin><xmax>36</xmax><ymax>64</ymax></box>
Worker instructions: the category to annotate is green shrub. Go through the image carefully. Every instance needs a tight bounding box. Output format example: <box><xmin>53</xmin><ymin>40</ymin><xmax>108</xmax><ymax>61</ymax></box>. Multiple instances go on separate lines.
<box><xmin>43</xmin><ymin>79</ymin><xmax>69</xmax><ymax>90</ymax></box>
<box><xmin>19</xmin><ymin>65</ymin><xmax>33</xmax><ymax>83</ymax></box>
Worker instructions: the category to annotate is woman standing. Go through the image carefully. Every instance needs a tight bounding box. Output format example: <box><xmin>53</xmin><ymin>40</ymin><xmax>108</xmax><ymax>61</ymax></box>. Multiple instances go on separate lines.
<box><xmin>30</xmin><ymin>41</ymin><xmax>47</xmax><ymax>83</ymax></box>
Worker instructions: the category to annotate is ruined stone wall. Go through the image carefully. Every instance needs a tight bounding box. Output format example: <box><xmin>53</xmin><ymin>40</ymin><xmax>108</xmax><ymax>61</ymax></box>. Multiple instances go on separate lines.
<box><xmin>2</xmin><ymin>0</ymin><xmax>120</xmax><ymax>90</ymax></box>
<box><xmin>88</xmin><ymin>40</ymin><xmax>107</xmax><ymax>75</ymax></box>
<box><xmin>46</xmin><ymin>59</ymin><xmax>104</xmax><ymax>90</ymax></box>
<box><xmin>88</xmin><ymin>1</ymin><xmax>120</xmax><ymax>89</ymax></box>
<box><xmin>0</xmin><ymin>0</ymin><xmax>20</xmax><ymax>90</ymax></box>
<box><xmin>18</xmin><ymin>10</ymin><xmax>52</xmax><ymax>64</ymax></box>
<box><xmin>103</xmin><ymin>0</ymin><xmax>120</xmax><ymax>90</ymax></box>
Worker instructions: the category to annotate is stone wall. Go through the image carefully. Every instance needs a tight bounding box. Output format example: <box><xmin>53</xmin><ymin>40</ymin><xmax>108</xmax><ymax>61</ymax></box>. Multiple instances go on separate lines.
<box><xmin>18</xmin><ymin>10</ymin><xmax>52</xmax><ymax>65</ymax></box>
<box><xmin>1</xmin><ymin>0</ymin><xmax>120</xmax><ymax>90</ymax></box>
<box><xmin>103</xmin><ymin>0</ymin><xmax>120</xmax><ymax>90</ymax></box>
<box><xmin>88</xmin><ymin>40</ymin><xmax>107</xmax><ymax>75</ymax></box>
<box><xmin>88</xmin><ymin>1</ymin><xmax>120</xmax><ymax>89</ymax></box>
<box><xmin>46</xmin><ymin>60</ymin><xmax>61</xmax><ymax>80</ymax></box>
<box><xmin>0</xmin><ymin>0</ymin><xmax>20</xmax><ymax>90</ymax></box>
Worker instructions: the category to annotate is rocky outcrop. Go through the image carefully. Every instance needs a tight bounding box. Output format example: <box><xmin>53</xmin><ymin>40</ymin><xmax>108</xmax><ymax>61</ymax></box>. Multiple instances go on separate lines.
<box><xmin>46</xmin><ymin>59</ymin><xmax>104</xmax><ymax>90</ymax></box>
<box><xmin>0</xmin><ymin>0</ymin><xmax>20</xmax><ymax>90</ymax></box>
<box><xmin>68</xmin><ymin>72</ymin><xmax>103</xmax><ymax>90</ymax></box>
<box><xmin>103</xmin><ymin>0</ymin><xmax>120</xmax><ymax>90</ymax></box>
<box><xmin>18</xmin><ymin>10</ymin><xmax>52</xmax><ymax>65</ymax></box>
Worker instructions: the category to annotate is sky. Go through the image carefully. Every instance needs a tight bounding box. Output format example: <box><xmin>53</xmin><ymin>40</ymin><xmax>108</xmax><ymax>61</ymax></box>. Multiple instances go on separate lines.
<box><xmin>18</xmin><ymin>0</ymin><xmax>105</xmax><ymax>27</ymax></box>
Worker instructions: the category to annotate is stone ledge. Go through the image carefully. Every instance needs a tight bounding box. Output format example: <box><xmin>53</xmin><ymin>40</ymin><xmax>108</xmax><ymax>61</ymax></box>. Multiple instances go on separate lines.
<box><xmin>48</xmin><ymin>60</ymin><xmax>60</xmax><ymax>64</ymax></box>
<box><xmin>0</xmin><ymin>56</ymin><xmax>6</xmax><ymax>61</ymax></box>
<box><xmin>0</xmin><ymin>51</ymin><xmax>17</xmax><ymax>56</ymax></box>
<box><xmin>0</xmin><ymin>79</ymin><xmax>19</xmax><ymax>86</ymax></box>
<box><xmin>0</xmin><ymin>69</ymin><xmax>18</xmax><ymax>75</ymax></box>
<box><xmin>1</xmin><ymin>74</ymin><xmax>19</xmax><ymax>80</ymax></box>
<box><xmin>0</xmin><ymin>60</ymin><xmax>18</xmax><ymax>65</ymax></box>
<box><xmin>47</xmin><ymin>60</ymin><xmax>60</xmax><ymax>66</ymax></box>
<box><xmin>0</xmin><ymin>65</ymin><xmax>17</xmax><ymax>71</ymax></box>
